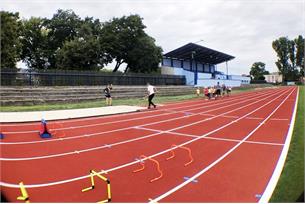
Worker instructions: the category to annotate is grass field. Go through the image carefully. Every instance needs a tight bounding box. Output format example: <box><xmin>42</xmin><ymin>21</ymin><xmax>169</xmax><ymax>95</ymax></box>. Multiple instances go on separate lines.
<box><xmin>270</xmin><ymin>85</ymin><xmax>304</xmax><ymax>202</ymax></box>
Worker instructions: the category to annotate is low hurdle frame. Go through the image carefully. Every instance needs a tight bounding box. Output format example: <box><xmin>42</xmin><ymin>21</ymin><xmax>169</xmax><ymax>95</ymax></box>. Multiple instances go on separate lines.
<box><xmin>166</xmin><ymin>144</ymin><xmax>194</xmax><ymax>166</ymax></box>
<box><xmin>17</xmin><ymin>182</ymin><xmax>29</xmax><ymax>203</ymax></box>
<box><xmin>82</xmin><ymin>170</ymin><xmax>111</xmax><ymax>203</ymax></box>
<box><xmin>133</xmin><ymin>155</ymin><xmax>163</xmax><ymax>183</ymax></box>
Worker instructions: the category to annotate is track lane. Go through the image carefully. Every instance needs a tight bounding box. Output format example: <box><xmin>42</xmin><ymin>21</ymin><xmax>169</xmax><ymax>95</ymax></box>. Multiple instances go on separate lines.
<box><xmin>1</xmin><ymin>87</ymin><xmax>288</xmax><ymax>158</ymax></box>
<box><xmin>0</xmin><ymin>87</ymin><xmax>291</xmax><ymax>184</ymax></box>
<box><xmin>0</xmin><ymin>87</ymin><xmax>296</xmax><ymax>203</ymax></box>
<box><xmin>0</xmin><ymin>88</ymin><xmax>278</xmax><ymax>138</ymax></box>
<box><xmin>149</xmin><ymin>87</ymin><xmax>296</xmax><ymax>203</ymax></box>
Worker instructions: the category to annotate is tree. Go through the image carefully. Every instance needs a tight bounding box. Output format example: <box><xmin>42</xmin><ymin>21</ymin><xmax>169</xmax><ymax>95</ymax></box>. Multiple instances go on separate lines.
<box><xmin>295</xmin><ymin>35</ymin><xmax>304</xmax><ymax>77</ymax></box>
<box><xmin>101</xmin><ymin>14</ymin><xmax>162</xmax><ymax>73</ymax></box>
<box><xmin>249</xmin><ymin>62</ymin><xmax>269</xmax><ymax>80</ymax></box>
<box><xmin>56</xmin><ymin>16</ymin><xmax>110</xmax><ymax>70</ymax></box>
<box><xmin>45</xmin><ymin>9</ymin><xmax>82</xmax><ymax>68</ymax></box>
<box><xmin>20</xmin><ymin>17</ymin><xmax>50</xmax><ymax>69</ymax></box>
<box><xmin>56</xmin><ymin>37</ymin><xmax>105</xmax><ymax>70</ymax></box>
<box><xmin>125</xmin><ymin>36</ymin><xmax>163</xmax><ymax>73</ymax></box>
<box><xmin>272</xmin><ymin>36</ymin><xmax>299</xmax><ymax>81</ymax></box>
<box><xmin>0</xmin><ymin>11</ymin><xmax>22</xmax><ymax>69</ymax></box>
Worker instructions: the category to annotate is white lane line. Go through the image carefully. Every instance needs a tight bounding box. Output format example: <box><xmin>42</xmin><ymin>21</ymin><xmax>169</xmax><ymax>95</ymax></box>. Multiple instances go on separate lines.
<box><xmin>149</xmin><ymin>87</ymin><xmax>295</xmax><ymax>203</ymax></box>
<box><xmin>0</xmin><ymin>89</ymin><xmax>277</xmax><ymax>145</ymax></box>
<box><xmin>259</xmin><ymin>86</ymin><xmax>299</xmax><ymax>203</ymax></box>
<box><xmin>0</xmin><ymin>88</ymin><xmax>288</xmax><ymax>157</ymax></box>
<box><xmin>0</xmin><ymin>89</ymin><xmax>275</xmax><ymax>128</ymax></box>
<box><xmin>1</xmin><ymin>89</ymin><xmax>277</xmax><ymax>134</ymax></box>
<box><xmin>0</xmin><ymin>88</ymin><xmax>293</xmax><ymax>189</ymax></box>
<box><xmin>136</xmin><ymin>126</ymin><xmax>284</xmax><ymax>146</ymax></box>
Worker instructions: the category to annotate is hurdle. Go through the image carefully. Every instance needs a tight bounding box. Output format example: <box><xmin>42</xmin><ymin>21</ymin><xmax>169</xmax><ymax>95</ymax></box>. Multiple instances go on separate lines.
<box><xmin>166</xmin><ymin>144</ymin><xmax>194</xmax><ymax>166</ymax></box>
<box><xmin>17</xmin><ymin>182</ymin><xmax>30</xmax><ymax>203</ymax></box>
<box><xmin>82</xmin><ymin>170</ymin><xmax>111</xmax><ymax>203</ymax></box>
<box><xmin>133</xmin><ymin>155</ymin><xmax>163</xmax><ymax>183</ymax></box>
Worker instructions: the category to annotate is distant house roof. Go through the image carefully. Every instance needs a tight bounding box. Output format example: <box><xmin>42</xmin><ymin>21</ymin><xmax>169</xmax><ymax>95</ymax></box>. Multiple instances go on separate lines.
<box><xmin>163</xmin><ymin>43</ymin><xmax>235</xmax><ymax>65</ymax></box>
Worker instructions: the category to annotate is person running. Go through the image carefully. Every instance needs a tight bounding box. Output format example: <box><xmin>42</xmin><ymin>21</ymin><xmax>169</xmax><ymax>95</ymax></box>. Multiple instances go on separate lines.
<box><xmin>146</xmin><ymin>82</ymin><xmax>157</xmax><ymax>109</ymax></box>
<box><xmin>104</xmin><ymin>83</ymin><xmax>112</xmax><ymax>106</ymax></box>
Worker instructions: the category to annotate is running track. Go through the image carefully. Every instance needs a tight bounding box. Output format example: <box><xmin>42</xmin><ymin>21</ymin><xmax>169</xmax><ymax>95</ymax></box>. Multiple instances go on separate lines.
<box><xmin>0</xmin><ymin>86</ymin><xmax>299</xmax><ymax>202</ymax></box>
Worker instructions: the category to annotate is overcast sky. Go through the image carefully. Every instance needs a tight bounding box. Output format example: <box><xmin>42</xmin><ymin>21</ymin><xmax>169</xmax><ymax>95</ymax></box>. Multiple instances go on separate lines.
<box><xmin>2</xmin><ymin>0</ymin><xmax>305</xmax><ymax>74</ymax></box>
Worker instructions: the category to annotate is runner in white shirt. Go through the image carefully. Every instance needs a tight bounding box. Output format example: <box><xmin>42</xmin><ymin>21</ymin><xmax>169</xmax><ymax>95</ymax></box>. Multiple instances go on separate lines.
<box><xmin>146</xmin><ymin>82</ymin><xmax>157</xmax><ymax>109</ymax></box>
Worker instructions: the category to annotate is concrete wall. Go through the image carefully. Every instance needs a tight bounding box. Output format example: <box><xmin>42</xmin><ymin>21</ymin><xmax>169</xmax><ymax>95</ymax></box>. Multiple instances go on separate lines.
<box><xmin>1</xmin><ymin>85</ymin><xmax>196</xmax><ymax>106</ymax></box>
<box><xmin>229</xmin><ymin>75</ymin><xmax>251</xmax><ymax>84</ymax></box>
<box><xmin>161</xmin><ymin>66</ymin><xmax>247</xmax><ymax>87</ymax></box>
<box><xmin>162</xmin><ymin>66</ymin><xmax>194</xmax><ymax>85</ymax></box>
<box><xmin>196</xmin><ymin>79</ymin><xmax>241</xmax><ymax>87</ymax></box>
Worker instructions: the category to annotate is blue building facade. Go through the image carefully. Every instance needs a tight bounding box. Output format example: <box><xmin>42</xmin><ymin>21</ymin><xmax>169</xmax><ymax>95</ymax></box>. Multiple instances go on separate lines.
<box><xmin>161</xmin><ymin>43</ymin><xmax>250</xmax><ymax>87</ymax></box>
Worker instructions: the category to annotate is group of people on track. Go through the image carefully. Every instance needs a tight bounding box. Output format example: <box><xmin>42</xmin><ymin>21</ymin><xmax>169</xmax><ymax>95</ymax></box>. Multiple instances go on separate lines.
<box><xmin>197</xmin><ymin>82</ymin><xmax>232</xmax><ymax>100</ymax></box>
<box><xmin>104</xmin><ymin>82</ymin><xmax>231</xmax><ymax>109</ymax></box>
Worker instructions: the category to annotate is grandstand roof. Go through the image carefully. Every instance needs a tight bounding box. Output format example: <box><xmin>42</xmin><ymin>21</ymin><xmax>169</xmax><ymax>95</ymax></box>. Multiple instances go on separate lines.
<box><xmin>163</xmin><ymin>43</ymin><xmax>235</xmax><ymax>65</ymax></box>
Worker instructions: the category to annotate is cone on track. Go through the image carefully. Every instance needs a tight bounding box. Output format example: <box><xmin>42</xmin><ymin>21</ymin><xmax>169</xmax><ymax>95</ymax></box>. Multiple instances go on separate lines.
<box><xmin>39</xmin><ymin>119</ymin><xmax>52</xmax><ymax>138</ymax></box>
<box><xmin>0</xmin><ymin>133</ymin><xmax>4</xmax><ymax>139</ymax></box>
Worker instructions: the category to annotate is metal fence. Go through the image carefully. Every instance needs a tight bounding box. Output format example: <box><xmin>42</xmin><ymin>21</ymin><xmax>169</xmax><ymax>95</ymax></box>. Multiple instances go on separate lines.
<box><xmin>1</xmin><ymin>69</ymin><xmax>186</xmax><ymax>86</ymax></box>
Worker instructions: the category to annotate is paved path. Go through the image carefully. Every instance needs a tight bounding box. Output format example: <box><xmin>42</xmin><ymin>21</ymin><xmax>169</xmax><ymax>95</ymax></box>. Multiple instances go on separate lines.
<box><xmin>0</xmin><ymin>105</ymin><xmax>145</xmax><ymax>123</ymax></box>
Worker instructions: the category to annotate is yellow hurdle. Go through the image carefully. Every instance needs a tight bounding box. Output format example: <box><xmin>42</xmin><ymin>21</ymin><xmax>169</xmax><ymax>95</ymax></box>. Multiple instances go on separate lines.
<box><xmin>82</xmin><ymin>171</ymin><xmax>95</xmax><ymax>192</ymax></box>
<box><xmin>17</xmin><ymin>182</ymin><xmax>29</xmax><ymax>202</ymax></box>
<box><xmin>81</xmin><ymin>169</ymin><xmax>112</xmax><ymax>202</ymax></box>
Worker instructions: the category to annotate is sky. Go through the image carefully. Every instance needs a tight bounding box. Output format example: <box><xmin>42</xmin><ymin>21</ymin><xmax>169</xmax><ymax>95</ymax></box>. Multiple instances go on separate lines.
<box><xmin>1</xmin><ymin>0</ymin><xmax>305</xmax><ymax>75</ymax></box>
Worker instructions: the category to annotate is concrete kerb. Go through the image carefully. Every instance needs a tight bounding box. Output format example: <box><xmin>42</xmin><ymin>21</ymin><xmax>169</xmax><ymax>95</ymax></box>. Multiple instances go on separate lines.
<box><xmin>0</xmin><ymin>105</ymin><xmax>146</xmax><ymax>123</ymax></box>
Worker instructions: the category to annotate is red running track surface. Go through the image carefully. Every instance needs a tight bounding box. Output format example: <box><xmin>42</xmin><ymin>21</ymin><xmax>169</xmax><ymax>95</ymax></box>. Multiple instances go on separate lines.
<box><xmin>0</xmin><ymin>86</ymin><xmax>298</xmax><ymax>202</ymax></box>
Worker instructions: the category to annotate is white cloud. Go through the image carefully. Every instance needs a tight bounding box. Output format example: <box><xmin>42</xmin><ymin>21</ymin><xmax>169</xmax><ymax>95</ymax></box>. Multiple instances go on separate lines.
<box><xmin>1</xmin><ymin>0</ymin><xmax>304</xmax><ymax>74</ymax></box>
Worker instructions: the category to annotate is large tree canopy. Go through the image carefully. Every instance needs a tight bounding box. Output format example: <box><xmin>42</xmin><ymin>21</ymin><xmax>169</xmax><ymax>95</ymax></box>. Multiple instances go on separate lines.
<box><xmin>20</xmin><ymin>17</ymin><xmax>49</xmax><ymax>69</ymax></box>
<box><xmin>45</xmin><ymin>9</ymin><xmax>83</xmax><ymax>68</ymax></box>
<box><xmin>2</xmin><ymin>9</ymin><xmax>163</xmax><ymax>73</ymax></box>
<box><xmin>126</xmin><ymin>36</ymin><xmax>163</xmax><ymax>73</ymax></box>
<box><xmin>249</xmin><ymin>62</ymin><xmax>269</xmax><ymax>80</ymax></box>
<box><xmin>100</xmin><ymin>14</ymin><xmax>162</xmax><ymax>73</ymax></box>
<box><xmin>0</xmin><ymin>11</ymin><xmax>22</xmax><ymax>69</ymax></box>
<box><xmin>294</xmin><ymin>35</ymin><xmax>304</xmax><ymax>77</ymax></box>
<box><xmin>272</xmin><ymin>36</ymin><xmax>304</xmax><ymax>81</ymax></box>
<box><xmin>56</xmin><ymin>16</ymin><xmax>109</xmax><ymax>70</ymax></box>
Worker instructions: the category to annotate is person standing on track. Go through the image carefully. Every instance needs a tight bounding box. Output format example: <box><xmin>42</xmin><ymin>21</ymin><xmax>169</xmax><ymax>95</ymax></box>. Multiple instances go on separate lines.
<box><xmin>146</xmin><ymin>82</ymin><xmax>157</xmax><ymax>109</ymax></box>
<box><xmin>104</xmin><ymin>83</ymin><xmax>113</xmax><ymax>106</ymax></box>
